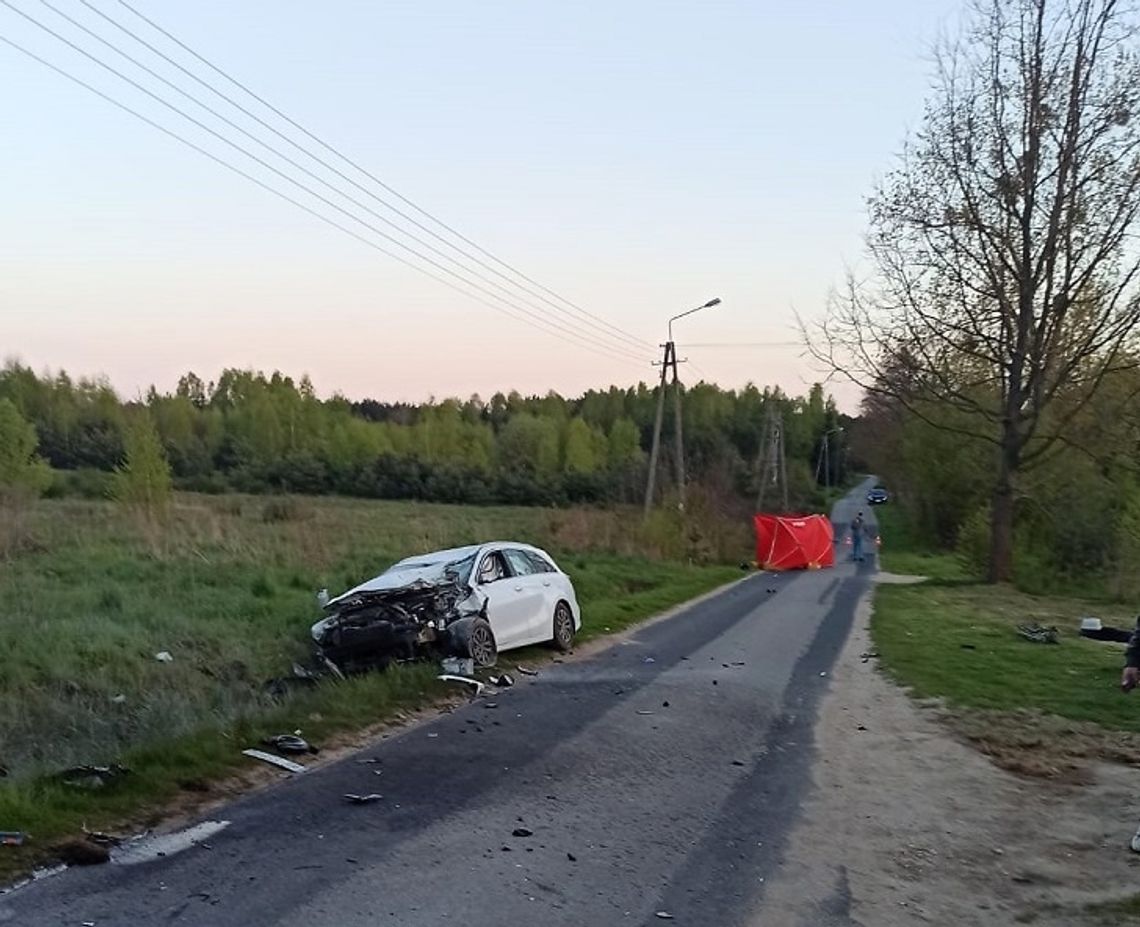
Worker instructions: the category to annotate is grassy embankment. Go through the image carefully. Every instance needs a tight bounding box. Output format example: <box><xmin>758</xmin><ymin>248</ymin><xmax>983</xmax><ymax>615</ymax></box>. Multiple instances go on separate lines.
<box><xmin>871</xmin><ymin>504</ymin><xmax>1140</xmax><ymax>780</ymax></box>
<box><xmin>0</xmin><ymin>493</ymin><xmax>745</xmax><ymax>879</ymax></box>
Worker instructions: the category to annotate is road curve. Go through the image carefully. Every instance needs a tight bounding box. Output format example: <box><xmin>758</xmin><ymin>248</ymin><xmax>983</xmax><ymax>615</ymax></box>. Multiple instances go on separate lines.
<box><xmin>2</xmin><ymin>482</ymin><xmax>879</xmax><ymax>927</ymax></box>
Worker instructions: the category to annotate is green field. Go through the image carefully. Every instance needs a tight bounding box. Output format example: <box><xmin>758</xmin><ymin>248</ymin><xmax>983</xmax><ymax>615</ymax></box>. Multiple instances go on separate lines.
<box><xmin>0</xmin><ymin>493</ymin><xmax>744</xmax><ymax>877</ymax></box>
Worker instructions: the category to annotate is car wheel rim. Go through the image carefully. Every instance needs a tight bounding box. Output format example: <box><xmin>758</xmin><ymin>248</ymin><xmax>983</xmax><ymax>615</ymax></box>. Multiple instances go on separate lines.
<box><xmin>555</xmin><ymin>606</ymin><xmax>573</xmax><ymax>645</ymax></box>
<box><xmin>472</xmin><ymin>626</ymin><xmax>495</xmax><ymax>665</ymax></box>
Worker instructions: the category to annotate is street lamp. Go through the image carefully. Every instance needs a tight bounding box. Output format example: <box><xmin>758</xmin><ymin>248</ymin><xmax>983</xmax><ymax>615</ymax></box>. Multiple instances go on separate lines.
<box><xmin>819</xmin><ymin>426</ymin><xmax>844</xmax><ymax>492</ymax></box>
<box><xmin>668</xmin><ymin>297</ymin><xmax>721</xmax><ymax>342</ymax></box>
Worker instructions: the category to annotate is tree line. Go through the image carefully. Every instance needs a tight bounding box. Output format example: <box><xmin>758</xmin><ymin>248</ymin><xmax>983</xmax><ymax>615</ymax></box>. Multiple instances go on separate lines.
<box><xmin>0</xmin><ymin>361</ymin><xmax>851</xmax><ymax>510</ymax></box>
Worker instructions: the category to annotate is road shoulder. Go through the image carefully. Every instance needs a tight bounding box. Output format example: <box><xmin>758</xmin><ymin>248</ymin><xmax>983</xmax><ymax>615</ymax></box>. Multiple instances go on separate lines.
<box><xmin>754</xmin><ymin>591</ymin><xmax>1140</xmax><ymax>926</ymax></box>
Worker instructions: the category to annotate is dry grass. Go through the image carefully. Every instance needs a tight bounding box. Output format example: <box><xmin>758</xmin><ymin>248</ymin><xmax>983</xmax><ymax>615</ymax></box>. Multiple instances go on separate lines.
<box><xmin>945</xmin><ymin>708</ymin><xmax>1140</xmax><ymax>784</ymax></box>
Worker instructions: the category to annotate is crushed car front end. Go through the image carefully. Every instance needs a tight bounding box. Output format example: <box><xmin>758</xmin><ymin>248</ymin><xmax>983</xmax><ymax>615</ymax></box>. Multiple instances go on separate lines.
<box><xmin>310</xmin><ymin>553</ymin><xmax>486</xmax><ymax>673</ymax></box>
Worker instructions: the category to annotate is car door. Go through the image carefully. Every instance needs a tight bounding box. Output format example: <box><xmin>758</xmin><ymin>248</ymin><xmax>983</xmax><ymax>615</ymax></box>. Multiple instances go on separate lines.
<box><xmin>474</xmin><ymin>549</ymin><xmax>533</xmax><ymax>650</ymax></box>
<box><xmin>501</xmin><ymin>548</ymin><xmax>551</xmax><ymax>645</ymax></box>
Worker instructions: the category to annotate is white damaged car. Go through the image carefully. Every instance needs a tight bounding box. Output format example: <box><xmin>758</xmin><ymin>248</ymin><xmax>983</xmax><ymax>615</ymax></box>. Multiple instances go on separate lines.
<box><xmin>310</xmin><ymin>542</ymin><xmax>582</xmax><ymax>672</ymax></box>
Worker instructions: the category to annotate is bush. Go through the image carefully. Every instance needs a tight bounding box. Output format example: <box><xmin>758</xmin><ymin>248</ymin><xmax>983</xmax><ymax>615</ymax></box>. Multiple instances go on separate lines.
<box><xmin>44</xmin><ymin>468</ymin><xmax>115</xmax><ymax>500</ymax></box>
<box><xmin>261</xmin><ymin>497</ymin><xmax>311</xmax><ymax>523</ymax></box>
<box><xmin>955</xmin><ymin>506</ymin><xmax>990</xmax><ymax>578</ymax></box>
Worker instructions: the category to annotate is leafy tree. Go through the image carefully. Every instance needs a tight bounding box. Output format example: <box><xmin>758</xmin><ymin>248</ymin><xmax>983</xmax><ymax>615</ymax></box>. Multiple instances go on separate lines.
<box><xmin>816</xmin><ymin>0</ymin><xmax>1140</xmax><ymax>581</ymax></box>
<box><xmin>0</xmin><ymin>398</ymin><xmax>50</xmax><ymax>495</ymax></box>
<box><xmin>113</xmin><ymin>409</ymin><xmax>173</xmax><ymax>519</ymax></box>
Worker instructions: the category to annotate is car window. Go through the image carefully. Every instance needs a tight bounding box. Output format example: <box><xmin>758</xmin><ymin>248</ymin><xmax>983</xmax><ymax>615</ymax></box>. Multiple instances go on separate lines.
<box><xmin>477</xmin><ymin>551</ymin><xmax>508</xmax><ymax>584</ymax></box>
<box><xmin>523</xmin><ymin>551</ymin><xmax>556</xmax><ymax>574</ymax></box>
<box><xmin>503</xmin><ymin>549</ymin><xmax>537</xmax><ymax>577</ymax></box>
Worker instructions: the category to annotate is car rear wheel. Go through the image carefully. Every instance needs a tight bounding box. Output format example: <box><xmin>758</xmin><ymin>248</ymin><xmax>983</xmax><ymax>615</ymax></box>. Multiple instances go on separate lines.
<box><xmin>552</xmin><ymin>601</ymin><xmax>575</xmax><ymax>652</ymax></box>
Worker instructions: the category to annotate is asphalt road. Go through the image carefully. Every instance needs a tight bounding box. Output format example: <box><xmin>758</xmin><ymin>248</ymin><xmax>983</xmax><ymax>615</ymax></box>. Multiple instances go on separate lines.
<box><xmin>2</xmin><ymin>483</ymin><xmax>880</xmax><ymax>927</ymax></box>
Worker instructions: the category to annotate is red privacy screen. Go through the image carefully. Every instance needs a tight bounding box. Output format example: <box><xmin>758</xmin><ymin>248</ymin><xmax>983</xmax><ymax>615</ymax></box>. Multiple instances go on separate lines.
<box><xmin>753</xmin><ymin>514</ymin><xmax>836</xmax><ymax>571</ymax></box>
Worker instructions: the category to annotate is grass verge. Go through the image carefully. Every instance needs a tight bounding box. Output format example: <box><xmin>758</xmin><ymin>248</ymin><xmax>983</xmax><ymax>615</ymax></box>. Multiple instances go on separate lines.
<box><xmin>872</xmin><ymin>576</ymin><xmax>1140</xmax><ymax>782</ymax></box>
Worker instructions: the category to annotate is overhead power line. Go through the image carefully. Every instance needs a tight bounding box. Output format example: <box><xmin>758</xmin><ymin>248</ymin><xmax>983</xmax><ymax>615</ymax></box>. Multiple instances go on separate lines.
<box><xmin>682</xmin><ymin>342</ymin><xmax>802</xmax><ymax>348</ymax></box>
<box><xmin>75</xmin><ymin>0</ymin><xmax>653</xmax><ymax>354</ymax></box>
<box><xmin>0</xmin><ymin>31</ymin><xmax>644</xmax><ymax>366</ymax></box>
<box><xmin>33</xmin><ymin>0</ymin><xmax>645</xmax><ymax>360</ymax></box>
<box><xmin>1</xmin><ymin>1</ymin><xmax>646</xmax><ymax>364</ymax></box>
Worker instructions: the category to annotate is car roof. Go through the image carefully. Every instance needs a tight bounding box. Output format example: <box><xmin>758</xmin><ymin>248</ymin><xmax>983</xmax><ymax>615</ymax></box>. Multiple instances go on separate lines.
<box><xmin>388</xmin><ymin>541</ymin><xmax>549</xmax><ymax>570</ymax></box>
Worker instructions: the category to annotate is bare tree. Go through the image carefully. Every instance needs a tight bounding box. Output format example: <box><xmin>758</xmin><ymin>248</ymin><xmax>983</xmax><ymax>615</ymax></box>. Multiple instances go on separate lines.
<box><xmin>815</xmin><ymin>0</ymin><xmax>1140</xmax><ymax>582</ymax></box>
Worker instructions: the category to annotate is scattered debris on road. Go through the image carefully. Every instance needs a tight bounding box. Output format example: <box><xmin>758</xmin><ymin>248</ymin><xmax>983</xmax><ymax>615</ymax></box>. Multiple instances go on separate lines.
<box><xmin>1078</xmin><ymin>616</ymin><xmax>1133</xmax><ymax>642</ymax></box>
<box><xmin>154</xmin><ymin>651</ymin><xmax>173</xmax><ymax>663</ymax></box>
<box><xmin>56</xmin><ymin>765</ymin><xmax>129</xmax><ymax>790</ymax></box>
<box><xmin>437</xmin><ymin>674</ymin><xmax>485</xmax><ymax>697</ymax></box>
<box><xmin>241</xmin><ymin>749</ymin><xmax>306</xmax><ymax>774</ymax></box>
<box><xmin>55</xmin><ymin>837</ymin><xmax>110</xmax><ymax>866</ymax></box>
<box><xmin>1017</xmin><ymin>623</ymin><xmax>1059</xmax><ymax>644</ymax></box>
<box><xmin>489</xmin><ymin>673</ymin><xmax>515</xmax><ymax>688</ymax></box>
<box><xmin>567</xmin><ymin>852</ymin><xmax>577</xmax><ymax>862</ymax></box>
<box><xmin>343</xmin><ymin>794</ymin><xmax>383</xmax><ymax>805</ymax></box>
<box><xmin>441</xmin><ymin>657</ymin><xmax>475</xmax><ymax>676</ymax></box>
<box><xmin>636</xmin><ymin>710</ymin><xmax>655</xmax><ymax>716</ymax></box>
<box><xmin>656</xmin><ymin>912</ymin><xmax>675</xmax><ymax>919</ymax></box>
<box><xmin>512</xmin><ymin>827</ymin><xmax>533</xmax><ymax>837</ymax></box>
<box><xmin>516</xmin><ymin>665</ymin><xmax>539</xmax><ymax>676</ymax></box>
<box><xmin>859</xmin><ymin>651</ymin><xmax>880</xmax><ymax>663</ymax></box>
<box><xmin>82</xmin><ymin>828</ymin><xmax>125</xmax><ymax>848</ymax></box>
<box><xmin>264</xmin><ymin>733</ymin><xmax>317</xmax><ymax>755</ymax></box>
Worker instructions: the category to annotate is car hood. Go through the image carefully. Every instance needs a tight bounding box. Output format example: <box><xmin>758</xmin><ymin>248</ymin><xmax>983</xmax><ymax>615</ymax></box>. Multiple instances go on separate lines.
<box><xmin>325</xmin><ymin>561</ymin><xmax>466</xmax><ymax>609</ymax></box>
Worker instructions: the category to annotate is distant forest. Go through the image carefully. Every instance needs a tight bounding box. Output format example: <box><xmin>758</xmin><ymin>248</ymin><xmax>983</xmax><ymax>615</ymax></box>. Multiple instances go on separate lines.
<box><xmin>0</xmin><ymin>362</ymin><xmax>852</xmax><ymax>507</ymax></box>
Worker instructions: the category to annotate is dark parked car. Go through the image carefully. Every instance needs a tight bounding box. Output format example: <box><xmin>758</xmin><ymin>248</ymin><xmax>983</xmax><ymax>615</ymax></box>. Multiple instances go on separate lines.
<box><xmin>866</xmin><ymin>487</ymin><xmax>889</xmax><ymax>505</ymax></box>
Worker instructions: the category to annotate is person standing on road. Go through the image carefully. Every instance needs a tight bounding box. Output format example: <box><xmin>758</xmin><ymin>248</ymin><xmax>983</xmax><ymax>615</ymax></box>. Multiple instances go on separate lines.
<box><xmin>850</xmin><ymin>511</ymin><xmax>866</xmax><ymax>561</ymax></box>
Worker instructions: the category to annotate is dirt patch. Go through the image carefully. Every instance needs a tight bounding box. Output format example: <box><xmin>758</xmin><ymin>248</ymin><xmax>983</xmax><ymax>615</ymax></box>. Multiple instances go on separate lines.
<box><xmin>753</xmin><ymin>593</ymin><xmax>1140</xmax><ymax>926</ymax></box>
<box><xmin>947</xmin><ymin>709</ymin><xmax>1140</xmax><ymax>785</ymax></box>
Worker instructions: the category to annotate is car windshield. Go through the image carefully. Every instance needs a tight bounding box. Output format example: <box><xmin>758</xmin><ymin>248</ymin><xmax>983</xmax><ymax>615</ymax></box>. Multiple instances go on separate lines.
<box><xmin>385</xmin><ymin>551</ymin><xmax>478</xmax><ymax>586</ymax></box>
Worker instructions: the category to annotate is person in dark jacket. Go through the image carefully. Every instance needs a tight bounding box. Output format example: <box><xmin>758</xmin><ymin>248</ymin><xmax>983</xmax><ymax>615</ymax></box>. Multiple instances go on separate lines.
<box><xmin>1122</xmin><ymin>626</ymin><xmax>1140</xmax><ymax>692</ymax></box>
<box><xmin>1121</xmin><ymin>623</ymin><xmax>1140</xmax><ymax>851</ymax></box>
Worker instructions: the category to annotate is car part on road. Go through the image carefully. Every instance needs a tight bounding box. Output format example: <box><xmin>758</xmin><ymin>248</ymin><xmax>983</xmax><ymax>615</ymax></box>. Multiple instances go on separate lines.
<box><xmin>263</xmin><ymin>734</ymin><xmax>316</xmax><ymax>755</ymax></box>
<box><xmin>489</xmin><ymin>673</ymin><xmax>514</xmax><ymax>688</ymax></box>
<box><xmin>343</xmin><ymin>794</ymin><xmax>383</xmax><ymax>805</ymax></box>
<box><xmin>516</xmin><ymin>665</ymin><xmax>539</xmax><ymax>676</ymax></box>
<box><xmin>440</xmin><ymin>656</ymin><xmax>475</xmax><ymax>676</ymax></box>
<box><xmin>1017</xmin><ymin>623</ymin><xmax>1060</xmax><ymax>644</ymax></box>
<box><xmin>55</xmin><ymin>765</ymin><xmax>130</xmax><ymax>790</ymax></box>
<box><xmin>437</xmin><ymin>674</ymin><xmax>485</xmax><ymax>697</ymax></box>
<box><xmin>241</xmin><ymin>749</ymin><xmax>306</xmax><ymax>774</ymax></box>
<box><xmin>1</xmin><ymin>831</ymin><xmax>26</xmax><ymax>847</ymax></box>
<box><xmin>55</xmin><ymin>838</ymin><xmax>110</xmax><ymax>866</ymax></box>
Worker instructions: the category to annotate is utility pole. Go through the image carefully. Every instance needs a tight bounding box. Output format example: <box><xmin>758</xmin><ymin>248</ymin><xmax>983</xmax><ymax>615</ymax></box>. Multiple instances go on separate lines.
<box><xmin>643</xmin><ymin>341</ymin><xmax>676</xmax><ymax>518</ymax></box>
<box><xmin>671</xmin><ymin>349</ymin><xmax>686</xmax><ymax>510</ymax></box>
<box><xmin>755</xmin><ymin>408</ymin><xmax>788</xmax><ymax>513</ymax></box>
<box><xmin>643</xmin><ymin>298</ymin><xmax>720</xmax><ymax>518</ymax></box>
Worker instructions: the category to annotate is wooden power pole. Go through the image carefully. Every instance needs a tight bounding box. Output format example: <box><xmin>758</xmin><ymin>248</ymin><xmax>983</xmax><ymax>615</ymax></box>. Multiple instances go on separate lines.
<box><xmin>643</xmin><ymin>340</ymin><xmax>686</xmax><ymax>517</ymax></box>
<box><xmin>755</xmin><ymin>408</ymin><xmax>788</xmax><ymax>513</ymax></box>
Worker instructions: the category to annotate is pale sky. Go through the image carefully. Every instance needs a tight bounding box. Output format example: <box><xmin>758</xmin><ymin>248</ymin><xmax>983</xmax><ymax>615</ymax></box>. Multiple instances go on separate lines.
<box><xmin>0</xmin><ymin>0</ymin><xmax>962</xmax><ymax>409</ymax></box>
